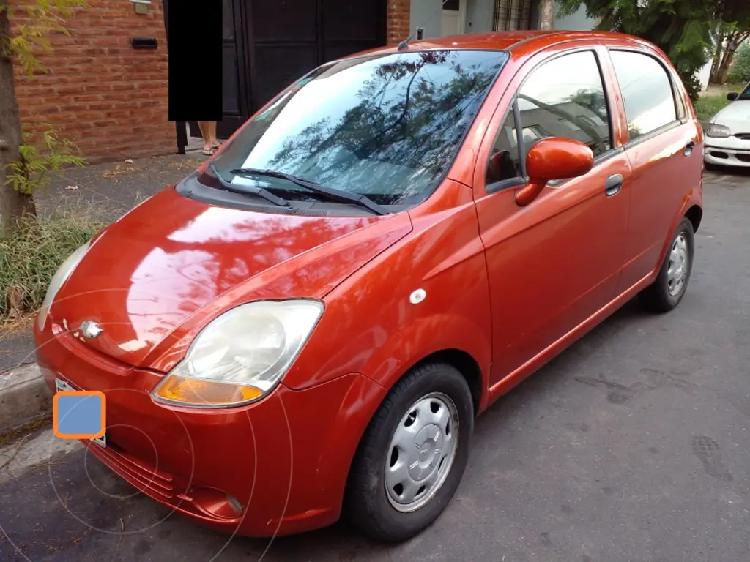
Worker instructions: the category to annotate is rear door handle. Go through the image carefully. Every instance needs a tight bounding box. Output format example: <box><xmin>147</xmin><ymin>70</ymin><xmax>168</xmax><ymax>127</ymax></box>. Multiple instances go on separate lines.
<box><xmin>604</xmin><ymin>173</ymin><xmax>623</xmax><ymax>197</ymax></box>
<box><xmin>684</xmin><ymin>141</ymin><xmax>695</xmax><ymax>156</ymax></box>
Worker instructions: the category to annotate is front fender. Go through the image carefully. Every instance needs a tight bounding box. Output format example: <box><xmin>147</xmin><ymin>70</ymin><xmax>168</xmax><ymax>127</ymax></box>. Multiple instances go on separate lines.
<box><xmin>284</xmin><ymin>193</ymin><xmax>492</xmax><ymax>408</ymax></box>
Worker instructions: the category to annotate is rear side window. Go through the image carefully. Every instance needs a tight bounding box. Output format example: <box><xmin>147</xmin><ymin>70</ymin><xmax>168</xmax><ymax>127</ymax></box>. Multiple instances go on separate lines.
<box><xmin>610</xmin><ymin>50</ymin><xmax>678</xmax><ymax>140</ymax></box>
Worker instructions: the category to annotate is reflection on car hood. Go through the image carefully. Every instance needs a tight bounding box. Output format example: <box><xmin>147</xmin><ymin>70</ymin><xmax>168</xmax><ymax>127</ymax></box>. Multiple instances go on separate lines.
<box><xmin>50</xmin><ymin>187</ymin><xmax>412</xmax><ymax>368</ymax></box>
<box><xmin>712</xmin><ymin>99</ymin><xmax>750</xmax><ymax>131</ymax></box>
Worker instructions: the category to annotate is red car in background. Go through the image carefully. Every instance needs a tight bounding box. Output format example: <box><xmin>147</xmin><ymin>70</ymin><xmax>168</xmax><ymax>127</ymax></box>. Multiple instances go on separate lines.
<box><xmin>35</xmin><ymin>31</ymin><xmax>703</xmax><ymax>541</ymax></box>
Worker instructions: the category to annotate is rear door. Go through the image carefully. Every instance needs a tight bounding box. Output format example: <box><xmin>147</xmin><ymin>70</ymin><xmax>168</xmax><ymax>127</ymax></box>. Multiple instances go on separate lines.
<box><xmin>607</xmin><ymin>49</ymin><xmax>702</xmax><ymax>290</ymax></box>
<box><xmin>473</xmin><ymin>48</ymin><xmax>632</xmax><ymax>387</ymax></box>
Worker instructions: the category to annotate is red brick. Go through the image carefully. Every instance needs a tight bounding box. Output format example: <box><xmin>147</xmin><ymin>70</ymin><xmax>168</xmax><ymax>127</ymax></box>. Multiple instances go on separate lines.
<box><xmin>9</xmin><ymin>0</ymin><xmax>173</xmax><ymax>161</ymax></box>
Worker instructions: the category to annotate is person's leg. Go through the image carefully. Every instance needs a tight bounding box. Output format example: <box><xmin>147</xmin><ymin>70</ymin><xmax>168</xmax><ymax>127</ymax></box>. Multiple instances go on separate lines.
<box><xmin>198</xmin><ymin>121</ymin><xmax>212</xmax><ymax>154</ymax></box>
<box><xmin>208</xmin><ymin>121</ymin><xmax>219</xmax><ymax>148</ymax></box>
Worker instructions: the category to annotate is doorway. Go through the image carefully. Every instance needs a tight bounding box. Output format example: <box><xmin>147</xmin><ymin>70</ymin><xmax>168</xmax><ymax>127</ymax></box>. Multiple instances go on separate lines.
<box><xmin>441</xmin><ymin>0</ymin><xmax>466</xmax><ymax>36</ymax></box>
<box><xmin>219</xmin><ymin>0</ymin><xmax>387</xmax><ymax>138</ymax></box>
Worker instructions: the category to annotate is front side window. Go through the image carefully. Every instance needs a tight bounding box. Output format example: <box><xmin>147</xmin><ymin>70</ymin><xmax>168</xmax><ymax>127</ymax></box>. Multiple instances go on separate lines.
<box><xmin>486</xmin><ymin>110</ymin><xmax>521</xmax><ymax>185</ymax></box>
<box><xmin>610</xmin><ymin>50</ymin><xmax>678</xmax><ymax>140</ymax></box>
<box><xmin>485</xmin><ymin>50</ymin><xmax>611</xmax><ymax>189</ymax></box>
<box><xmin>208</xmin><ymin>50</ymin><xmax>508</xmax><ymax>207</ymax></box>
<box><xmin>517</xmin><ymin>50</ymin><xmax>612</xmax><ymax>158</ymax></box>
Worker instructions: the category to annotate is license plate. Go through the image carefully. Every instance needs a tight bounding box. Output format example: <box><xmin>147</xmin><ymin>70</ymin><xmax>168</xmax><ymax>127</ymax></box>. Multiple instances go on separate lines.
<box><xmin>54</xmin><ymin>377</ymin><xmax>107</xmax><ymax>447</ymax></box>
<box><xmin>55</xmin><ymin>377</ymin><xmax>75</xmax><ymax>392</ymax></box>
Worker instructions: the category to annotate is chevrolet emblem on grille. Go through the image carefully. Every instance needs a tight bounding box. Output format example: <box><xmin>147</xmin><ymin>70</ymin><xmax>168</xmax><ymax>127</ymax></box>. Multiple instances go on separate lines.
<box><xmin>79</xmin><ymin>320</ymin><xmax>104</xmax><ymax>340</ymax></box>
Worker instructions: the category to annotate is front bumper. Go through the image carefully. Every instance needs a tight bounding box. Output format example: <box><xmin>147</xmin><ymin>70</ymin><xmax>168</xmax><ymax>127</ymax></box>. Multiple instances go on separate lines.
<box><xmin>35</xmin><ymin>326</ymin><xmax>385</xmax><ymax>537</ymax></box>
<box><xmin>704</xmin><ymin>137</ymin><xmax>750</xmax><ymax>167</ymax></box>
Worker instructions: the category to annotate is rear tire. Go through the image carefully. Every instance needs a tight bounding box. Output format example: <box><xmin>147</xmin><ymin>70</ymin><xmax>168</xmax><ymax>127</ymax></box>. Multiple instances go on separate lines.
<box><xmin>345</xmin><ymin>362</ymin><xmax>473</xmax><ymax>542</ymax></box>
<box><xmin>640</xmin><ymin>217</ymin><xmax>694</xmax><ymax>313</ymax></box>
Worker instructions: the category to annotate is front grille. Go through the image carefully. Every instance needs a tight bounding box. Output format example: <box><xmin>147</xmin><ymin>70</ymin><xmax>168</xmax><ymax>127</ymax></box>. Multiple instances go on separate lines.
<box><xmin>87</xmin><ymin>442</ymin><xmax>243</xmax><ymax>525</ymax></box>
<box><xmin>87</xmin><ymin>441</ymin><xmax>176</xmax><ymax>502</ymax></box>
<box><xmin>709</xmin><ymin>150</ymin><xmax>728</xmax><ymax>159</ymax></box>
<box><xmin>737</xmin><ymin>153</ymin><xmax>750</xmax><ymax>162</ymax></box>
<box><xmin>735</xmin><ymin>133</ymin><xmax>750</xmax><ymax>140</ymax></box>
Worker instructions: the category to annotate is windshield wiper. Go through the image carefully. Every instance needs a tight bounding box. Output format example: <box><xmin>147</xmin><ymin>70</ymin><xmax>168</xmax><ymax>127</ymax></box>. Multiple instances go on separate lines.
<box><xmin>228</xmin><ymin>167</ymin><xmax>387</xmax><ymax>215</ymax></box>
<box><xmin>209</xmin><ymin>163</ymin><xmax>290</xmax><ymax>208</ymax></box>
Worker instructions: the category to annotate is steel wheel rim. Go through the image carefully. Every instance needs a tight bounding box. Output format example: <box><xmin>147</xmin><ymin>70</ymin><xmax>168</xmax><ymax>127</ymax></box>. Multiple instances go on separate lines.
<box><xmin>384</xmin><ymin>392</ymin><xmax>459</xmax><ymax>513</ymax></box>
<box><xmin>667</xmin><ymin>232</ymin><xmax>689</xmax><ymax>297</ymax></box>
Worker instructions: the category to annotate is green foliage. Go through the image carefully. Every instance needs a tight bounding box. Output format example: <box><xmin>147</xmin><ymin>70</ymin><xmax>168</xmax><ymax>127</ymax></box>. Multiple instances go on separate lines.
<box><xmin>5</xmin><ymin>129</ymin><xmax>85</xmax><ymax>195</ymax></box>
<box><xmin>1</xmin><ymin>0</ymin><xmax>86</xmax><ymax>74</ymax></box>
<box><xmin>728</xmin><ymin>42</ymin><xmax>750</xmax><ymax>84</ymax></box>
<box><xmin>559</xmin><ymin>0</ymin><xmax>712</xmax><ymax>101</ymax></box>
<box><xmin>0</xmin><ymin>213</ymin><xmax>102</xmax><ymax>319</ymax></box>
<box><xmin>694</xmin><ymin>93</ymin><xmax>731</xmax><ymax>124</ymax></box>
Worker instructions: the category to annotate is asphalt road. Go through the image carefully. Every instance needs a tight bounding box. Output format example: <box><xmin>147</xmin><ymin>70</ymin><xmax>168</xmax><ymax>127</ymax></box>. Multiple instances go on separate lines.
<box><xmin>1</xmin><ymin>170</ymin><xmax>749</xmax><ymax>562</ymax></box>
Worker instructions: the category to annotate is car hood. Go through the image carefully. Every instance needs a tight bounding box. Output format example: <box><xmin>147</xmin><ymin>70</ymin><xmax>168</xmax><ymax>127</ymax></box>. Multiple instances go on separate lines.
<box><xmin>51</xmin><ymin>187</ymin><xmax>412</xmax><ymax>369</ymax></box>
<box><xmin>712</xmin><ymin>99</ymin><xmax>750</xmax><ymax>130</ymax></box>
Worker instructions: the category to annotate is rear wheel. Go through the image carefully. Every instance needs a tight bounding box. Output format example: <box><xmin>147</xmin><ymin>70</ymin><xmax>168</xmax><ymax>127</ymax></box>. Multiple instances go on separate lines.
<box><xmin>640</xmin><ymin>217</ymin><xmax>694</xmax><ymax>312</ymax></box>
<box><xmin>345</xmin><ymin>362</ymin><xmax>473</xmax><ymax>542</ymax></box>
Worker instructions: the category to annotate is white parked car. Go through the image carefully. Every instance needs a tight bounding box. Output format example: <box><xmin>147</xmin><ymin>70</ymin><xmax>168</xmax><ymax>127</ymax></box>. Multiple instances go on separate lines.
<box><xmin>704</xmin><ymin>82</ymin><xmax>750</xmax><ymax>168</ymax></box>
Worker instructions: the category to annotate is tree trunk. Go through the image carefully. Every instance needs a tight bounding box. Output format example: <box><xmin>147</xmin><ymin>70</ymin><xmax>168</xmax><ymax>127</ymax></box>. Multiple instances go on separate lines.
<box><xmin>0</xmin><ymin>0</ymin><xmax>36</xmax><ymax>236</ymax></box>
<box><xmin>713</xmin><ymin>30</ymin><xmax>750</xmax><ymax>85</ymax></box>
<box><xmin>537</xmin><ymin>0</ymin><xmax>554</xmax><ymax>30</ymax></box>
<box><xmin>708</xmin><ymin>27</ymin><xmax>725</xmax><ymax>84</ymax></box>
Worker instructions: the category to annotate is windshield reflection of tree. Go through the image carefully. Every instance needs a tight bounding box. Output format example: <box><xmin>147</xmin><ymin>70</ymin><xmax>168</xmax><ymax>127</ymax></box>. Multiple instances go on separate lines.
<box><xmin>517</xmin><ymin>88</ymin><xmax>609</xmax><ymax>156</ymax></box>
<box><xmin>266</xmin><ymin>52</ymin><xmax>499</xmax><ymax>204</ymax></box>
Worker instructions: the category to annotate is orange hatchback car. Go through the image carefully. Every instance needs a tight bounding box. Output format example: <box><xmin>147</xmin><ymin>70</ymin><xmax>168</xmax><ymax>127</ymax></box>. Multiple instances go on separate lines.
<box><xmin>36</xmin><ymin>31</ymin><xmax>703</xmax><ymax>541</ymax></box>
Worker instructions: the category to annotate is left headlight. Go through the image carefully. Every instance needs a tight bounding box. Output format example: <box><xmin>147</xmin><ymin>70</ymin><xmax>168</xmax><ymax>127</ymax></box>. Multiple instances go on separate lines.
<box><xmin>152</xmin><ymin>300</ymin><xmax>324</xmax><ymax>408</ymax></box>
<box><xmin>37</xmin><ymin>242</ymin><xmax>90</xmax><ymax>330</ymax></box>
<box><xmin>706</xmin><ymin>123</ymin><xmax>731</xmax><ymax>138</ymax></box>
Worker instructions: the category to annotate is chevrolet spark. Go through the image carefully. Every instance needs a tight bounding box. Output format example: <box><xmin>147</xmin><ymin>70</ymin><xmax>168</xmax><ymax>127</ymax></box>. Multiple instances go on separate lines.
<box><xmin>36</xmin><ymin>31</ymin><xmax>703</xmax><ymax>542</ymax></box>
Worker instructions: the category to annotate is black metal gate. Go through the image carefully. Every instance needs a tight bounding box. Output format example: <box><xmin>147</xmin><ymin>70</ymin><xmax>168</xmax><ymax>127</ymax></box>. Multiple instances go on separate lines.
<box><xmin>219</xmin><ymin>0</ymin><xmax>387</xmax><ymax>138</ymax></box>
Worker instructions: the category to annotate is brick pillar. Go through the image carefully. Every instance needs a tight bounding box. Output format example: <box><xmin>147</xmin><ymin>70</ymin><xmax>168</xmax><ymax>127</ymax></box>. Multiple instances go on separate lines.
<box><xmin>387</xmin><ymin>0</ymin><xmax>411</xmax><ymax>44</ymax></box>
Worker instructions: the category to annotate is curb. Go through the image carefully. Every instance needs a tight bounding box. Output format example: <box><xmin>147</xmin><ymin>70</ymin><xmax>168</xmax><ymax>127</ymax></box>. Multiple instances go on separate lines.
<box><xmin>0</xmin><ymin>363</ymin><xmax>52</xmax><ymax>434</ymax></box>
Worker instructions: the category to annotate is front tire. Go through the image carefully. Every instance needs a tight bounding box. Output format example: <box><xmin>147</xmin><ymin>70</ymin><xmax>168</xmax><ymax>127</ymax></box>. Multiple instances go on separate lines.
<box><xmin>345</xmin><ymin>362</ymin><xmax>474</xmax><ymax>542</ymax></box>
<box><xmin>640</xmin><ymin>217</ymin><xmax>694</xmax><ymax>312</ymax></box>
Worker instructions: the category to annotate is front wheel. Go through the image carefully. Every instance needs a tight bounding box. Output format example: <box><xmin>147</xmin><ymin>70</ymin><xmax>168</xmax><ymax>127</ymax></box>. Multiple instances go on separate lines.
<box><xmin>345</xmin><ymin>362</ymin><xmax>474</xmax><ymax>542</ymax></box>
<box><xmin>640</xmin><ymin>217</ymin><xmax>694</xmax><ymax>312</ymax></box>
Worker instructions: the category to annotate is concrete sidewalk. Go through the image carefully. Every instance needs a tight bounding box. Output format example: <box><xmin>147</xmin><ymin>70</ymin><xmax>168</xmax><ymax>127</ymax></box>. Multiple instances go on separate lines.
<box><xmin>0</xmin><ymin>363</ymin><xmax>49</xmax><ymax>434</ymax></box>
<box><xmin>34</xmin><ymin>151</ymin><xmax>204</xmax><ymax>222</ymax></box>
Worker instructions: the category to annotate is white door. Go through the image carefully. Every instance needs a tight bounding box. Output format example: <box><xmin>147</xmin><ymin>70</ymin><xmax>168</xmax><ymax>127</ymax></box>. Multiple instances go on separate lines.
<box><xmin>440</xmin><ymin>0</ymin><xmax>466</xmax><ymax>36</ymax></box>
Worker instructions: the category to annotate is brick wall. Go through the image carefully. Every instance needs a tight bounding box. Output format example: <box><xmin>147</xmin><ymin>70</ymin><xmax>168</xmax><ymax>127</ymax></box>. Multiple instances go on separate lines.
<box><xmin>10</xmin><ymin>0</ymin><xmax>174</xmax><ymax>162</ymax></box>
<box><xmin>387</xmin><ymin>0</ymin><xmax>411</xmax><ymax>44</ymax></box>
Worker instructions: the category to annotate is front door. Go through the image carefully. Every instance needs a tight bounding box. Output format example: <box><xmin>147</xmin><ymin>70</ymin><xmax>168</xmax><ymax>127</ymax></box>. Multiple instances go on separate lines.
<box><xmin>474</xmin><ymin>49</ymin><xmax>631</xmax><ymax>386</ymax></box>
<box><xmin>441</xmin><ymin>0</ymin><xmax>466</xmax><ymax>36</ymax></box>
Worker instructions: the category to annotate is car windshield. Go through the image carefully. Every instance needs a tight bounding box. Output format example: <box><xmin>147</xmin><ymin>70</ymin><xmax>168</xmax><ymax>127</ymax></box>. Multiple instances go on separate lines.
<box><xmin>208</xmin><ymin>49</ymin><xmax>508</xmax><ymax>207</ymax></box>
<box><xmin>739</xmin><ymin>82</ymin><xmax>750</xmax><ymax>100</ymax></box>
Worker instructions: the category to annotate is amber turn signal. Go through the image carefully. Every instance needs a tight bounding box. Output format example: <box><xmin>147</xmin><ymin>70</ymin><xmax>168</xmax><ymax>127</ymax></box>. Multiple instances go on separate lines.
<box><xmin>153</xmin><ymin>375</ymin><xmax>263</xmax><ymax>407</ymax></box>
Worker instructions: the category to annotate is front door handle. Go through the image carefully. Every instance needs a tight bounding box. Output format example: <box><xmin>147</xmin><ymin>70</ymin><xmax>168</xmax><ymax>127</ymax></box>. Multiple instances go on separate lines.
<box><xmin>604</xmin><ymin>173</ymin><xmax>623</xmax><ymax>197</ymax></box>
<box><xmin>684</xmin><ymin>140</ymin><xmax>695</xmax><ymax>156</ymax></box>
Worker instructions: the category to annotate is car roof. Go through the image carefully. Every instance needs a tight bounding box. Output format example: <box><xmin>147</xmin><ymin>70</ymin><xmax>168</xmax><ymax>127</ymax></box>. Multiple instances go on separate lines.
<box><xmin>365</xmin><ymin>30</ymin><xmax>655</xmax><ymax>58</ymax></box>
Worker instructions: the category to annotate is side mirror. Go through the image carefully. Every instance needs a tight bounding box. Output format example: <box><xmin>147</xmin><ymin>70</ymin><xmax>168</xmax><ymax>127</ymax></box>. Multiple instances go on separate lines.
<box><xmin>727</xmin><ymin>92</ymin><xmax>738</xmax><ymax>101</ymax></box>
<box><xmin>515</xmin><ymin>137</ymin><xmax>594</xmax><ymax>206</ymax></box>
